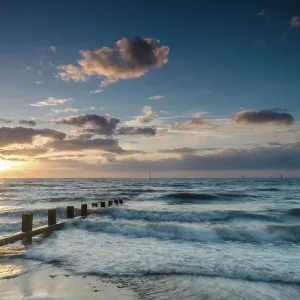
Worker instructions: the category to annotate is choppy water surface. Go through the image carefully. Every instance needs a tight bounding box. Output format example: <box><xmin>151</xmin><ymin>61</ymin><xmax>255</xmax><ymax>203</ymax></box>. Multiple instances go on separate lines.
<box><xmin>1</xmin><ymin>178</ymin><xmax>300</xmax><ymax>299</ymax></box>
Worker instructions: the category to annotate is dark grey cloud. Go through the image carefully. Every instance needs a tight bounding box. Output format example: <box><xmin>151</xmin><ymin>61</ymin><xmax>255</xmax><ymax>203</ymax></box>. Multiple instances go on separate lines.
<box><xmin>54</xmin><ymin>114</ymin><xmax>119</xmax><ymax>136</ymax></box>
<box><xmin>157</xmin><ymin>147</ymin><xmax>199</xmax><ymax>154</ymax></box>
<box><xmin>0</xmin><ymin>126</ymin><xmax>66</xmax><ymax>146</ymax></box>
<box><xmin>57</xmin><ymin>35</ymin><xmax>169</xmax><ymax>87</ymax></box>
<box><xmin>47</xmin><ymin>137</ymin><xmax>123</xmax><ymax>153</ymax></box>
<box><xmin>0</xmin><ymin>118</ymin><xmax>12</xmax><ymax>124</ymax></box>
<box><xmin>115</xmin><ymin>126</ymin><xmax>156</xmax><ymax>136</ymax></box>
<box><xmin>19</xmin><ymin>119</ymin><xmax>37</xmax><ymax>127</ymax></box>
<box><xmin>234</xmin><ymin>109</ymin><xmax>294</xmax><ymax>126</ymax></box>
<box><xmin>93</xmin><ymin>143</ymin><xmax>300</xmax><ymax>173</ymax></box>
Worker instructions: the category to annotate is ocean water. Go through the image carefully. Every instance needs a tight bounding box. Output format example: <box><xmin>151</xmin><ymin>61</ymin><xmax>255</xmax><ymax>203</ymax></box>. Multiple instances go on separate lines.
<box><xmin>1</xmin><ymin>178</ymin><xmax>300</xmax><ymax>299</ymax></box>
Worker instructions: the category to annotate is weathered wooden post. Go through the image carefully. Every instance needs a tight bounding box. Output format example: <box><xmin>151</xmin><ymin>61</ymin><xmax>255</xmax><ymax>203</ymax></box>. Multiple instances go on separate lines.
<box><xmin>48</xmin><ymin>209</ymin><xmax>56</xmax><ymax>226</ymax></box>
<box><xmin>119</xmin><ymin>199</ymin><xmax>123</xmax><ymax>205</ymax></box>
<box><xmin>92</xmin><ymin>203</ymin><xmax>98</xmax><ymax>207</ymax></box>
<box><xmin>22</xmin><ymin>214</ymin><xmax>33</xmax><ymax>232</ymax></box>
<box><xmin>101</xmin><ymin>201</ymin><xmax>106</xmax><ymax>208</ymax></box>
<box><xmin>108</xmin><ymin>200</ymin><xmax>113</xmax><ymax>207</ymax></box>
<box><xmin>114</xmin><ymin>199</ymin><xmax>119</xmax><ymax>205</ymax></box>
<box><xmin>67</xmin><ymin>206</ymin><xmax>75</xmax><ymax>219</ymax></box>
<box><xmin>81</xmin><ymin>204</ymin><xmax>88</xmax><ymax>216</ymax></box>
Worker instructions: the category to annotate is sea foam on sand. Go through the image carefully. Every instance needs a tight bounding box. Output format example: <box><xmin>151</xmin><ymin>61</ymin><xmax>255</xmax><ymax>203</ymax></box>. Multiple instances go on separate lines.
<box><xmin>0</xmin><ymin>258</ymin><xmax>137</xmax><ymax>300</ymax></box>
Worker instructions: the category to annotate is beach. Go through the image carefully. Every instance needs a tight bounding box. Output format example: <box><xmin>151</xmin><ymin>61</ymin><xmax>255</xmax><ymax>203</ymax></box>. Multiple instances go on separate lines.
<box><xmin>0</xmin><ymin>255</ymin><xmax>136</xmax><ymax>300</ymax></box>
<box><xmin>1</xmin><ymin>178</ymin><xmax>300</xmax><ymax>299</ymax></box>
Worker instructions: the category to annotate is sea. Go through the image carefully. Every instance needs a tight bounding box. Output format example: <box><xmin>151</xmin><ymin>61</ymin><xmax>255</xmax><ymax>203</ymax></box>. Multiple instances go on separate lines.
<box><xmin>1</xmin><ymin>178</ymin><xmax>300</xmax><ymax>299</ymax></box>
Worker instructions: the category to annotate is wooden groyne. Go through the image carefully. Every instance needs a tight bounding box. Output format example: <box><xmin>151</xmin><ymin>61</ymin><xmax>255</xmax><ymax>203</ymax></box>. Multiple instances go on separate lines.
<box><xmin>0</xmin><ymin>199</ymin><xmax>123</xmax><ymax>247</ymax></box>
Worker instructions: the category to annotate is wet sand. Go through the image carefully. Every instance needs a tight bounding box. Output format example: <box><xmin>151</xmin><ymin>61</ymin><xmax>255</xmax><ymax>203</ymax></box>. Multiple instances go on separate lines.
<box><xmin>0</xmin><ymin>257</ymin><xmax>137</xmax><ymax>300</ymax></box>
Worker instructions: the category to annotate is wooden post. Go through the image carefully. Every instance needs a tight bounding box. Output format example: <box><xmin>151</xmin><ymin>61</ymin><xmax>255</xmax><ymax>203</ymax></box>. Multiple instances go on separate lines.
<box><xmin>92</xmin><ymin>203</ymin><xmax>98</xmax><ymax>207</ymax></box>
<box><xmin>48</xmin><ymin>209</ymin><xmax>56</xmax><ymax>226</ymax></box>
<box><xmin>67</xmin><ymin>206</ymin><xmax>75</xmax><ymax>219</ymax></box>
<box><xmin>81</xmin><ymin>204</ymin><xmax>88</xmax><ymax>216</ymax></box>
<box><xmin>108</xmin><ymin>200</ymin><xmax>113</xmax><ymax>207</ymax></box>
<box><xmin>101</xmin><ymin>201</ymin><xmax>106</xmax><ymax>208</ymax></box>
<box><xmin>119</xmin><ymin>199</ymin><xmax>123</xmax><ymax>205</ymax></box>
<box><xmin>22</xmin><ymin>214</ymin><xmax>33</xmax><ymax>232</ymax></box>
<box><xmin>114</xmin><ymin>199</ymin><xmax>119</xmax><ymax>205</ymax></box>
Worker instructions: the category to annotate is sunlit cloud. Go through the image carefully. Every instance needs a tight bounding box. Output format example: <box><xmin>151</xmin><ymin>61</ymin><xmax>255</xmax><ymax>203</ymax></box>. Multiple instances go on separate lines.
<box><xmin>171</xmin><ymin>113</ymin><xmax>213</xmax><ymax>130</ymax></box>
<box><xmin>136</xmin><ymin>106</ymin><xmax>156</xmax><ymax>123</ymax></box>
<box><xmin>0</xmin><ymin>126</ymin><xmax>66</xmax><ymax>146</ymax></box>
<box><xmin>57</xmin><ymin>35</ymin><xmax>169</xmax><ymax>87</ymax></box>
<box><xmin>52</xmin><ymin>108</ymin><xmax>79</xmax><ymax>114</ymax></box>
<box><xmin>30</xmin><ymin>97</ymin><xmax>72</xmax><ymax>107</ymax></box>
<box><xmin>36</xmin><ymin>81</ymin><xmax>43</xmax><ymax>84</ymax></box>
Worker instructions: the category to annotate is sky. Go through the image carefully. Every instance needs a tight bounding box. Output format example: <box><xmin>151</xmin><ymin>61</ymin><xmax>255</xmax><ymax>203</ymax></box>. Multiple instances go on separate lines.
<box><xmin>0</xmin><ymin>0</ymin><xmax>300</xmax><ymax>178</ymax></box>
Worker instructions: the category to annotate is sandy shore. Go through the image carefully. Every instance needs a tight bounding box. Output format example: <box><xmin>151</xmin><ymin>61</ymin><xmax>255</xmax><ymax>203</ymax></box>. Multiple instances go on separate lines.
<box><xmin>0</xmin><ymin>256</ymin><xmax>137</xmax><ymax>300</ymax></box>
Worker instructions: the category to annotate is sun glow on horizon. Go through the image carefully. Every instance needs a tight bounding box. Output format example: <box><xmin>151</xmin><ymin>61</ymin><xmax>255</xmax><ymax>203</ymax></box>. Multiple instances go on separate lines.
<box><xmin>0</xmin><ymin>160</ymin><xmax>17</xmax><ymax>172</ymax></box>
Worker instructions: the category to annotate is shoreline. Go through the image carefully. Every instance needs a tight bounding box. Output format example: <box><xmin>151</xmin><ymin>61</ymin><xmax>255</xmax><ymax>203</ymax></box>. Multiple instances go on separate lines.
<box><xmin>0</xmin><ymin>257</ymin><xmax>137</xmax><ymax>300</ymax></box>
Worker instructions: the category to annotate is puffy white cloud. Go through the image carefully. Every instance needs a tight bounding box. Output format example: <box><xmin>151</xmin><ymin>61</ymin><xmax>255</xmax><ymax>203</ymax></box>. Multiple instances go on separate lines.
<box><xmin>57</xmin><ymin>35</ymin><xmax>169</xmax><ymax>86</ymax></box>
<box><xmin>136</xmin><ymin>106</ymin><xmax>156</xmax><ymax>123</ymax></box>
<box><xmin>30</xmin><ymin>97</ymin><xmax>72</xmax><ymax>107</ymax></box>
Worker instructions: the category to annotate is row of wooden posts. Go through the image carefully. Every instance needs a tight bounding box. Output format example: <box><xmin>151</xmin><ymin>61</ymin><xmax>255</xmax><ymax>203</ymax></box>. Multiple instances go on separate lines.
<box><xmin>22</xmin><ymin>199</ymin><xmax>124</xmax><ymax>233</ymax></box>
<box><xmin>0</xmin><ymin>199</ymin><xmax>123</xmax><ymax>247</ymax></box>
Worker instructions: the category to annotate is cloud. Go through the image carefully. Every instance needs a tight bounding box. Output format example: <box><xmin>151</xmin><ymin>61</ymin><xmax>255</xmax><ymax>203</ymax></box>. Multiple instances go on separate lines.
<box><xmin>47</xmin><ymin>137</ymin><xmax>123</xmax><ymax>153</ymax></box>
<box><xmin>52</xmin><ymin>108</ymin><xmax>79</xmax><ymax>114</ymax></box>
<box><xmin>19</xmin><ymin>119</ymin><xmax>37</xmax><ymax>127</ymax></box>
<box><xmin>136</xmin><ymin>106</ymin><xmax>156</xmax><ymax>123</ymax></box>
<box><xmin>291</xmin><ymin>16</ymin><xmax>300</xmax><ymax>28</ymax></box>
<box><xmin>56</xmin><ymin>65</ymin><xmax>88</xmax><ymax>82</ymax></box>
<box><xmin>157</xmin><ymin>147</ymin><xmax>199</xmax><ymax>154</ymax></box>
<box><xmin>148</xmin><ymin>95</ymin><xmax>165</xmax><ymax>100</ymax></box>
<box><xmin>115</xmin><ymin>126</ymin><xmax>156</xmax><ymax>136</ymax></box>
<box><xmin>0</xmin><ymin>147</ymin><xmax>48</xmax><ymax>157</ymax></box>
<box><xmin>233</xmin><ymin>109</ymin><xmax>294</xmax><ymax>126</ymax></box>
<box><xmin>0</xmin><ymin>118</ymin><xmax>12</xmax><ymax>124</ymax></box>
<box><xmin>36</xmin><ymin>81</ymin><xmax>43</xmax><ymax>85</ymax></box>
<box><xmin>26</xmin><ymin>66</ymin><xmax>31</xmax><ymax>71</ymax></box>
<box><xmin>97</xmin><ymin>143</ymin><xmax>300</xmax><ymax>173</ymax></box>
<box><xmin>89</xmin><ymin>89</ymin><xmax>103</xmax><ymax>94</ymax></box>
<box><xmin>54</xmin><ymin>114</ymin><xmax>120</xmax><ymax>136</ymax></box>
<box><xmin>171</xmin><ymin>114</ymin><xmax>213</xmax><ymax>129</ymax></box>
<box><xmin>30</xmin><ymin>97</ymin><xmax>72</xmax><ymax>107</ymax></box>
<box><xmin>0</xmin><ymin>126</ymin><xmax>66</xmax><ymax>146</ymax></box>
<box><xmin>57</xmin><ymin>35</ymin><xmax>169</xmax><ymax>86</ymax></box>
<box><xmin>49</xmin><ymin>46</ymin><xmax>57</xmax><ymax>52</ymax></box>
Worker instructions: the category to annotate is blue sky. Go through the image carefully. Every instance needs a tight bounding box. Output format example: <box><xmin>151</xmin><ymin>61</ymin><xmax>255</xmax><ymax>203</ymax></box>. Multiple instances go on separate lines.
<box><xmin>0</xmin><ymin>0</ymin><xmax>300</xmax><ymax>177</ymax></box>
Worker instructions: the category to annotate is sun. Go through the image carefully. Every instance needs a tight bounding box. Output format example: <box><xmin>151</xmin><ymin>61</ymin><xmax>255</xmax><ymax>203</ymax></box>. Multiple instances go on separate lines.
<box><xmin>0</xmin><ymin>160</ymin><xmax>11</xmax><ymax>172</ymax></box>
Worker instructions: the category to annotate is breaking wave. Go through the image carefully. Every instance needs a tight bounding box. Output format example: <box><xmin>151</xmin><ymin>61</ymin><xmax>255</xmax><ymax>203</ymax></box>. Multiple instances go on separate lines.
<box><xmin>71</xmin><ymin>218</ymin><xmax>300</xmax><ymax>243</ymax></box>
